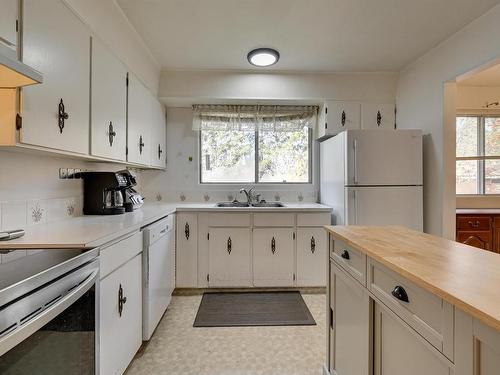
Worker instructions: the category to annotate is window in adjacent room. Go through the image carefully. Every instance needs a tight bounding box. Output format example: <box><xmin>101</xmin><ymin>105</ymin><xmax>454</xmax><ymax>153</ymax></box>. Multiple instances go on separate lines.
<box><xmin>196</xmin><ymin>105</ymin><xmax>315</xmax><ymax>184</ymax></box>
<box><xmin>456</xmin><ymin>115</ymin><xmax>500</xmax><ymax>194</ymax></box>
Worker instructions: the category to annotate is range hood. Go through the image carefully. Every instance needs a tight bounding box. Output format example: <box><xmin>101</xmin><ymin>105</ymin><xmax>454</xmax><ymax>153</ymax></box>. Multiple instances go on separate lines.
<box><xmin>0</xmin><ymin>44</ymin><xmax>42</xmax><ymax>88</ymax></box>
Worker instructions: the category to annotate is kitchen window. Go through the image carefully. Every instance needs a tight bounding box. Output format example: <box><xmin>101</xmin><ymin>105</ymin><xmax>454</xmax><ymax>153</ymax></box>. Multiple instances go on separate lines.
<box><xmin>456</xmin><ymin>115</ymin><xmax>500</xmax><ymax>194</ymax></box>
<box><xmin>195</xmin><ymin>105</ymin><xmax>315</xmax><ymax>184</ymax></box>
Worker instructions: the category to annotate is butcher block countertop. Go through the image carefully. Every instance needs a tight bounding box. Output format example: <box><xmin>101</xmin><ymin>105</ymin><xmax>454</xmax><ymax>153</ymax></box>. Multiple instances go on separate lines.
<box><xmin>325</xmin><ymin>225</ymin><xmax>500</xmax><ymax>331</ymax></box>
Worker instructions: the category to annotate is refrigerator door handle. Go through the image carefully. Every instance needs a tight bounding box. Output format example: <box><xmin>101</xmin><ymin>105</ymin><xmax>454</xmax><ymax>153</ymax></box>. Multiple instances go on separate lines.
<box><xmin>353</xmin><ymin>189</ymin><xmax>358</xmax><ymax>224</ymax></box>
<box><xmin>353</xmin><ymin>139</ymin><xmax>358</xmax><ymax>185</ymax></box>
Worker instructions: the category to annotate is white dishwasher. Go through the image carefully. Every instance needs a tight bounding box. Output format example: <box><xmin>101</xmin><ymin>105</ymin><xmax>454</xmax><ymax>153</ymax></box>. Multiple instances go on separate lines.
<box><xmin>142</xmin><ymin>214</ymin><xmax>175</xmax><ymax>340</ymax></box>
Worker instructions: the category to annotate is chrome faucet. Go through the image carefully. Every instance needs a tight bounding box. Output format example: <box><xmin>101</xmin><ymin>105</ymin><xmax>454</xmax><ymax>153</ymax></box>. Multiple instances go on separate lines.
<box><xmin>239</xmin><ymin>187</ymin><xmax>259</xmax><ymax>205</ymax></box>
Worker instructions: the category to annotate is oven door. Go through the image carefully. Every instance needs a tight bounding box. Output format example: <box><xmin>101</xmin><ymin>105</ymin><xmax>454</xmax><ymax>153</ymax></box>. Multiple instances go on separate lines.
<box><xmin>0</xmin><ymin>259</ymin><xmax>99</xmax><ymax>374</ymax></box>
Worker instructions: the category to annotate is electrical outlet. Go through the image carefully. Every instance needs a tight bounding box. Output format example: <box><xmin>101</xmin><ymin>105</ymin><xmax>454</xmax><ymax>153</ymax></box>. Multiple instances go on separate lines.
<box><xmin>59</xmin><ymin>168</ymin><xmax>68</xmax><ymax>179</ymax></box>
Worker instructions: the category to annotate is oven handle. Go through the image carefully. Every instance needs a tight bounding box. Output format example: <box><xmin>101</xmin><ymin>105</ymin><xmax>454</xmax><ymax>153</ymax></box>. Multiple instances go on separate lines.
<box><xmin>0</xmin><ymin>267</ymin><xmax>98</xmax><ymax>357</ymax></box>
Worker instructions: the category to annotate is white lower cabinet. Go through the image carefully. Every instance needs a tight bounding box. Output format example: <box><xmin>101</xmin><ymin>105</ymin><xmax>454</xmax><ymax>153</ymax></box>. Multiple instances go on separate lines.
<box><xmin>373</xmin><ymin>301</ymin><xmax>453</xmax><ymax>375</ymax></box>
<box><xmin>176</xmin><ymin>213</ymin><xmax>198</xmax><ymax>287</ymax></box>
<box><xmin>296</xmin><ymin>227</ymin><xmax>327</xmax><ymax>286</ymax></box>
<box><xmin>100</xmin><ymin>254</ymin><xmax>142</xmax><ymax>375</ymax></box>
<box><xmin>253</xmin><ymin>228</ymin><xmax>294</xmax><ymax>287</ymax></box>
<box><xmin>329</xmin><ymin>261</ymin><xmax>371</xmax><ymax>375</ymax></box>
<box><xmin>208</xmin><ymin>227</ymin><xmax>251</xmax><ymax>287</ymax></box>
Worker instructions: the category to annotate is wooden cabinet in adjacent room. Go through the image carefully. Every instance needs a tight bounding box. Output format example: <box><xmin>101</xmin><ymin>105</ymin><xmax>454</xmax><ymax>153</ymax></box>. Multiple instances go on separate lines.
<box><xmin>456</xmin><ymin>212</ymin><xmax>499</xmax><ymax>253</ymax></box>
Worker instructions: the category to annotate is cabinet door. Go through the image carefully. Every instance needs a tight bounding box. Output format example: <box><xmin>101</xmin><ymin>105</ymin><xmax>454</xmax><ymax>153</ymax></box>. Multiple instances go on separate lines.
<box><xmin>374</xmin><ymin>302</ymin><xmax>453</xmax><ymax>375</ymax></box>
<box><xmin>209</xmin><ymin>227</ymin><xmax>251</xmax><ymax>287</ymax></box>
<box><xmin>100</xmin><ymin>254</ymin><xmax>142</xmax><ymax>375</ymax></box>
<box><xmin>150</xmin><ymin>99</ymin><xmax>166</xmax><ymax>168</ymax></box>
<box><xmin>456</xmin><ymin>231</ymin><xmax>492</xmax><ymax>251</ymax></box>
<box><xmin>0</xmin><ymin>0</ymin><xmax>17</xmax><ymax>48</ymax></box>
<box><xmin>176</xmin><ymin>213</ymin><xmax>198</xmax><ymax>287</ymax></box>
<box><xmin>252</xmin><ymin>228</ymin><xmax>294</xmax><ymax>287</ymax></box>
<box><xmin>127</xmin><ymin>73</ymin><xmax>152</xmax><ymax>165</ymax></box>
<box><xmin>296</xmin><ymin>227</ymin><xmax>327</xmax><ymax>286</ymax></box>
<box><xmin>361</xmin><ymin>103</ymin><xmax>395</xmax><ymax>129</ymax></box>
<box><xmin>330</xmin><ymin>262</ymin><xmax>371</xmax><ymax>375</ymax></box>
<box><xmin>324</xmin><ymin>101</ymin><xmax>361</xmax><ymax>136</ymax></box>
<box><xmin>90</xmin><ymin>38</ymin><xmax>127</xmax><ymax>161</ymax></box>
<box><xmin>21</xmin><ymin>0</ymin><xmax>90</xmax><ymax>154</ymax></box>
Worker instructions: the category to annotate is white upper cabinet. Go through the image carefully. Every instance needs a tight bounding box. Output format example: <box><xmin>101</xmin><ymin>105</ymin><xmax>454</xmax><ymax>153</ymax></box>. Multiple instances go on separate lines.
<box><xmin>361</xmin><ymin>103</ymin><xmax>395</xmax><ymax>129</ymax></box>
<box><xmin>150</xmin><ymin>99</ymin><xmax>166</xmax><ymax>168</ymax></box>
<box><xmin>90</xmin><ymin>38</ymin><xmax>127</xmax><ymax>161</ymax></box>
<box><xmin>317</xmin><ymin>101</ymin><xmax>361</xmax><ymax>139</ymax></box>
<box><xmin>21</xmin><ymin>0</ymin><xmax>90</xmax><ymax>154</ymax></box>
<box><xmin>127</xmin><ymin>73</ymin><xmax>152</xmax><ymax>165</ymax></box>
<box><xmin>0</xmin><ymin>0</ymin><xmax>17</xmax><ymax>49</ymax></box>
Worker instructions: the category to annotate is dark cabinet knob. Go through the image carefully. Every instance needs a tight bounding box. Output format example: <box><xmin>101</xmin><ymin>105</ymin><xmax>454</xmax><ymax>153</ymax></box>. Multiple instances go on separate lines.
<box><xmin>341</xmin><ymin>110</ymin><xmax>346</xmax><ymax>126</ymax></box>
<box><xmin>227</xmin><ymin>237</ymin><xmax>232</xmax><ymax>254</ymax></box>
<box><xmin>158</xmin><ymin>143</ymin><xmax>163</xmax><ymax>159</ymax></box>
<box><xmin>108</xmin><ymin>122</ymin><xmax>116</xmax><ymax>146</ymax></box>
<box><xmin>310</xmin><ymin>236</ymin><xmax>316</xmax><ymax>254</ymax></box>
<box><xmin>58</xmin><ymin>98</ymin><xmax>69</xmax><ymax>133</ymax></box>
<box><xmin>271</xmin><ymin>236</ymin><xmax>276</xmax><ymax>254</ymax></box>
<box><xmin>376</xmin><ymin>110</ymin><xmax>382</xmax><ymax>126</ymax></box>
<box><xmin>391</xmin><ymin>285</ymin><xmax>409</xmax><ymax>303</ymax></box>
<box><xmin>184</xmin><ymin>222</ymin><xmax>190</xmax><ymax>240</ymax></box>
<box><xmin>118</xmin><ymin>284</ymin><xmax>127</xmax><ymax>317</ymax></box>
<box><xmin>139</xmin><ymin>135</ymin><xmax>145</xmax><ymax>154</ymax></box>
<box><xmin>341</xmin><ymin>249</ymin><xmax>350</xmax><ymax>260</ymax></box>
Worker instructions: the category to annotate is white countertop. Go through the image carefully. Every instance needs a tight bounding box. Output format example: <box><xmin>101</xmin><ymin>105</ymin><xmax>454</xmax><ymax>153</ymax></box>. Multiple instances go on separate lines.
<box><xmin>0</xmin><ymin>202</ymin><xmax>330</xmax><ymax>250</ymax></box>
<box><xmin>456</xmin><ymin>208</ymin><xmax>500</xmax><ymax>215</ymax></box>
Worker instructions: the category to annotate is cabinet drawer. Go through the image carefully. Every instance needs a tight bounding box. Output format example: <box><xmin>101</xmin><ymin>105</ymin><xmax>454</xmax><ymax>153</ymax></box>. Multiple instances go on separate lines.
<box><xmin>368</xmin><ymin>258</ymin><xmax>454</xmax><ymax>360</ymax></box>
<box><xmin>456</xmin><ymin>230</ymin><xmax>492</xmax><ymax>251</ymax></box>
<box><xmin>209</xmin><ymin>213</ymin><xmax>250</xmax><ymax>227</ymax></box>
<box><xmin>457</xmin><ymin>216</ymin><xmax>491</xmax><ymax>230</ymax></box>
<box><xmin>297</xmin><ymin>212</ymin><xmax>330</xmax><ymax>227</ymax></box>
<box><xmin>100</xmin><ymin>231</ymin><xmax>143</xmax><ymax>279</ymax></box>
<box><xmin>253</xmin><ymin>213</ymin><xmax>294</xmax><ymax>227</ymax></box>
<box><xmin>331</xmin><ymin>239</ymin><xmax>366</xmax><ymax>286</ymax></box>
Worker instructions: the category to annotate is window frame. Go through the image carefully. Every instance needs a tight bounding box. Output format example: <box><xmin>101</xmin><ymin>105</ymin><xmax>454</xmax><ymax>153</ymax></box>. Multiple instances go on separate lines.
<box><xmin>456</xmin><ymin>114</ymin><xmax>500</xmax><ymax>195</ymax></box>
<box><xmin>198</xmin><ymin>127</ymin><xmax>313</xmax><ymax>185</ymax></box>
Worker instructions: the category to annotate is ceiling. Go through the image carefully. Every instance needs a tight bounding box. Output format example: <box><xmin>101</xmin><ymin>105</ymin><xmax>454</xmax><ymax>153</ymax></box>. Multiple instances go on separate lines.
<box><xmin>117</xmin><ymin>0</ymin><xmax>500</xmax><ymax>72</ymax></box>
<box><xmin>459</xmin><ymin>63</ymin><xmax>500</xmax><ymax>86</ymax></box>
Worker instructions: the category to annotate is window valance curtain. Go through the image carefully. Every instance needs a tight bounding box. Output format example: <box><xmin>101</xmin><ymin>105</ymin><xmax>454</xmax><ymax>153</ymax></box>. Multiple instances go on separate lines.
<box><xmin>192</xmin><ymin>104</ymin><xmax>318</xmax><ymax>132</ymax></box>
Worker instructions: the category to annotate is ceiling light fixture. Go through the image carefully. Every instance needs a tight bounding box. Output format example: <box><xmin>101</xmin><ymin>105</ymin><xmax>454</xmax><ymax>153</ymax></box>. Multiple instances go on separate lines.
<box><xmin>247</xmin><ymin>48</ymin><xmax>280</xmax><ymax>67</ymax></box>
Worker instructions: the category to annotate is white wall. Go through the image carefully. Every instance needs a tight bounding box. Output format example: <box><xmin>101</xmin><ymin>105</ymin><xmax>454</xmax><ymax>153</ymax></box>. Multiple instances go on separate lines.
<box><xmin>396</xmin><ymin>3</ymin><xmax>500</xmax><ymax>237</ymax></box>
<box><xmin>456</xmin><ymin>85</ymin><xmax>500</xmax><ymax>110</ymax></box>
<box><xmin>158</xmin><ymin>70</ymin><xmax>398</xmax><ymax>106</ymax></box>
<box><xmin>64</xmin><ymin>0</ymin><xmax>161</xmax><ymax>93</ymax></box>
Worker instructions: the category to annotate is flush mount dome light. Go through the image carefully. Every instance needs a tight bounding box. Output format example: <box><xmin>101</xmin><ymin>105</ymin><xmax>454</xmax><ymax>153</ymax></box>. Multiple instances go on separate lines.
<box><xmin>247</xmin><ymin>48</ymin><xmax>280</xmax><ymax>67</ymax></box>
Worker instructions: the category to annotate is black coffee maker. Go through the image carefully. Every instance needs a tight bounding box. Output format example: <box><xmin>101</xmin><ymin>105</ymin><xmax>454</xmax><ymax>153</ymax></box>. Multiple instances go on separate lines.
<box><xmin>82</xmin><ymin>172</ymin><xmax>128</xmax><ymax>215</ymax></box>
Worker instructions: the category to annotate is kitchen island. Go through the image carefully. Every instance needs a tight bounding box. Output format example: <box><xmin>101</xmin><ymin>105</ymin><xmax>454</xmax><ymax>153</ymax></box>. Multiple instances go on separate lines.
<box><xmin>325</xmin><ymin>225</ymin><xmax>500</xmax><ymax>375</ymax></box>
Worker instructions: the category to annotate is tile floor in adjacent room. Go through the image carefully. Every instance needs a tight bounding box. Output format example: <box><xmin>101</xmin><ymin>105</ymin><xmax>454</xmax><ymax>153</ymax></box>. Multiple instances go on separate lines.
<box><xmin>126</xmin><ymin>294</ymin><xmax>326</xmax><ymax>375</ymax></box>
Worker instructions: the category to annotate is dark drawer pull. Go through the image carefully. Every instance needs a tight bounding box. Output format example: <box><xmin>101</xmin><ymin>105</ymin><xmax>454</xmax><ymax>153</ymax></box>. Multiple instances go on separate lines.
<box><xmin>340</xmin><ymin>249</ymin><xmax>350</xmax><ymax>260</ymax></box>
<box><xmin>118</xmin><ymin>284</ymin><xmax>127</xmax><ymax>317</ymax></box>
<box><xmin>391</xmin><ymin>285</ymin><xmax>409</xmax><ymax>303</ymax></box>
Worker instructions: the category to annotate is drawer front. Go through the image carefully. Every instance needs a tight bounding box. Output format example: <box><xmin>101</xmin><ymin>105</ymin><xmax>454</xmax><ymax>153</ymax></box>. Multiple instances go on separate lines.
<box><xmin>456</xmin><ymin>230</ymin><xmax>492</xmax><ymax>251</ymax></box>
<box><xmin>331</xmin><ymin>239</ymin><xmax>366</xmax><ymax>286</ymax></box>
<box><xmin>457</xmin><ymin>216</ymin><xmax>491</xmax><ymax>230</ymax></box>
<box><xmin>209</xmin><ymin>213</ymin><xmax>251</xmax><ymax>227</ymax></box>
<box><xmin>148</xmin><ymin>214</ymin><xmax>175</xmax><ymax>243</ymax></box>
<box><xmin>368</xmin><ymin>258</ymin><xmax>454</xmax><ymax>360</ymax></box>
<box><xmin>253</xmin><ymin>213</ymin><xmax>295</xmax><ymax>227</ymax></box>
<box><xmin>100</xmin><ymin>231</ymin><xmax>143</xmax><ymax>279</ymax></box>
<box><xmin>297</xmin><ymin>212</ymin><xmax>330</xmax><ymax>227</ymax></box>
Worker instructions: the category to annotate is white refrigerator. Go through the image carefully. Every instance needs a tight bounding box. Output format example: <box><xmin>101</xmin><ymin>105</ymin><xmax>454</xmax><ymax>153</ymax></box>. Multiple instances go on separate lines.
<box><xmin>320</xmin><ymin>129</ymin><xmax>423</xmax><ymax>231</ymax></box>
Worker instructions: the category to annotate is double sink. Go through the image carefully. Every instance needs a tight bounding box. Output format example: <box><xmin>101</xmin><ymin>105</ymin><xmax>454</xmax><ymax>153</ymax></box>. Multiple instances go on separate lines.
<box><xmin>216</xmin><ymin>201</ymin><xmax>285</xmax><ymax>208</ymax></box>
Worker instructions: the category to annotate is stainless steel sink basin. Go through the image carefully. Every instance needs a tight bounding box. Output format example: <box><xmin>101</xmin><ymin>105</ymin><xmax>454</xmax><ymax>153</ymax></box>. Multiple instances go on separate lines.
<box><xmin>251</xmin><ymin>202</ymin><xmax>285</xmax><ymax>207</ymax></box>
<box><xmin>215</xmin><ymin>201</ymin><xmax>250</xmax><ymax>207</ymax></box>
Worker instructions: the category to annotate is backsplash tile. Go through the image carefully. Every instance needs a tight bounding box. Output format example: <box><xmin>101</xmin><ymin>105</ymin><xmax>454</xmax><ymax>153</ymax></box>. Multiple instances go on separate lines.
<box><xmin>27</xmin><ymin>200</ymin><xmax>47</xmax><ymax>226</ymax></box>
<box><xmin>1</xmin><ymin>201</ymin><xmax>27</xmax><ymax>231</ymax></box>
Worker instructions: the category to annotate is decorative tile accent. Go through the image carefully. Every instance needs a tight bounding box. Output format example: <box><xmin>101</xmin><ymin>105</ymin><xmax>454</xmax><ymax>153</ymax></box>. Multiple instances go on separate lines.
<box><xmin>203</xmin><ymin>193</ymin><xmax>210</xmax><ymax>202</ymax></box>
<box><xmin>298</xmin><ymin>192</ymin><xmax>304</xmax><ymax>202</ymax></box>
<box><xmin>274</xmin><ymin>193</ymin><xmax>281</xmax><ymax>201</ymax></box>
<box><xmin>156</xmin><ymin>193</ymin><xmax>163</xmax><ymax>202</ymax></box>
<box><xmin>227</xmin><ymin>194</ymin><xmax>234</xmax><ymax>201</ymax></box>
<box><xmin>27</xmin><ymin>200</ymin><xmax>46</xmax><ymax>225</ymax></box>
<box><xmin>180</xmin><ymin>193</ymin><xmax>186</xmax><ymax>202</ymax></box>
